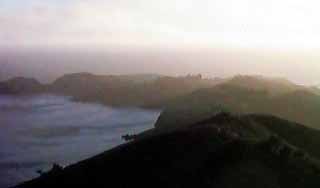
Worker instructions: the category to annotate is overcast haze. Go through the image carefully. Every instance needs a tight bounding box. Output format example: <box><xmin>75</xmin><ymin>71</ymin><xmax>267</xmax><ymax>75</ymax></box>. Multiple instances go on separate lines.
<box><xmin>0</xmin><ymin>0</ymin><xmax>320</xmax><ymax>85</ymax></box>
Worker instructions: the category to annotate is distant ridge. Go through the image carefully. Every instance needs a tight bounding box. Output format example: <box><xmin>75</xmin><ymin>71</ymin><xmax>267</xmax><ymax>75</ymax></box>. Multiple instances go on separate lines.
<box><xmin>0</xmin><ymin>73</ymin><xmax>312</xmax><ymax>97</ymax></box>
<box><xmin>1</xmin><ymin>73</ymin><xmax>320</xmax><ymax>129</ymax></box>
<box><xmin>0</xmin><ymin>73</ymin><xmax>222</xmax><ymax>108</ymax></box>
<box><xmin>0</xmin><ymin>77</ymin><xmax>44</xmax><ymax>95</ymax></box>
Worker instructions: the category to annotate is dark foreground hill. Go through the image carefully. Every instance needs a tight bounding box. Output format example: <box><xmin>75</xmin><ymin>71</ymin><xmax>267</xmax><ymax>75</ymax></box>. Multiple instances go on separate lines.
<box><xmin>15</xmin><ymin>113</ymin><xmax>320</xmax><ymax>188</ymax></box>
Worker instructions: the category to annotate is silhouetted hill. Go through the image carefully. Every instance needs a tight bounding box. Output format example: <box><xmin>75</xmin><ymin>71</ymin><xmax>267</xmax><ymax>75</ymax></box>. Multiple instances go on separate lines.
<box><xmin>156</xmin><ymin>81</ymin><xmax>320</xmax><ymax>129</ymax></box>
<box><xmin>49</xmin><ymin>72</ymin><xmax>136</xmax><ymax>105</ymax></box>
<box><xmin>269</xmin><ymin>90</ymin><xmax>320</xmax><ymax>129</ymax></box>
<box><xmin>49</xmin><ymin>73</ymin><xmax>222</xmax><ymax>108</ymax></box>
<box><xmin>116</xmin><ymin>73</ymin><xmax>162</xmax><ymax>83</ymax></box>
<box><xmin>0</xmin><ymin>73</ymin><xmax>221</xmax><ymax>107</ymax></box>
<box><xmin>1</xmin><ymin>73</ymin><xmax>316</xmax><ymax>101</ymax></box>
<box><xmin>0</xmin><ymin>77</ymin><xmax>44</xmax><ymax>95</ymax></box>
<box><xmin>225</xmin><ymin>75</ymin><xmax>307</xmax><ymax>96</ymax></box>
<box><xmin>15</xmin><ymin>113</ymin><xmax>320</xmax><ymax>188</ymax></box>
<box><xmin>1</xmin><ymin>73</ymin><xmax>313</xmax><ymax>104</ymax></box>
<box><xmin>1</xmin><ymin>74</ymin><xmax>319</xmax><ymax>126</ymax></box>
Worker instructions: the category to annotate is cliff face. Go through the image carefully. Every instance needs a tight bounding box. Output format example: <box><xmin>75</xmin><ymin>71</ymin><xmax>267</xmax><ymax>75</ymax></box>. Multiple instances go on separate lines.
<box><xmin>15</xmin><ymin>114</ymin><xmax>320</xmax><ymax>188</ymax></box>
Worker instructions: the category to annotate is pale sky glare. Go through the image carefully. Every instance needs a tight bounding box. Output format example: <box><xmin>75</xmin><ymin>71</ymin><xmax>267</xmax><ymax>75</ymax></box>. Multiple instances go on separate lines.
<box><xmin>0</xmin><ymin>0</ymin><xmax>319</xmax><ymax>85</ymax></box>
<box><xmin>1</xmin><ymin>0</ymin><xmax>320</xmax><ymax>49</ymax></box>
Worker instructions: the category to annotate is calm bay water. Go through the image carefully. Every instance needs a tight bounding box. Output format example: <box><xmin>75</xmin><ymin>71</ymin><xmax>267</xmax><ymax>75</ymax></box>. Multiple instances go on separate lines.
<box><xmin>0</xmin><ymin>95</ymin><xmax>160</xmax><ymax>187</ymax></box>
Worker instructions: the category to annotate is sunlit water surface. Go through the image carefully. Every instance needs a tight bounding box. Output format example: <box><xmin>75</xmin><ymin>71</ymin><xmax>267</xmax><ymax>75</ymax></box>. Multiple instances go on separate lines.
<box><xmin>0</xmin><ymin>95</ymin><xmax>160</xmax><ymax>187</ymax></box>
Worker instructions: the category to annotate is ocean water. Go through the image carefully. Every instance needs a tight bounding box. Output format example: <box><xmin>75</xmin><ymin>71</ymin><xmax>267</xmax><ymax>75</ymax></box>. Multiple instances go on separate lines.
<box><xmin>0</xmin><ymin>95</ymin><xmax>160</xmax><ymax>187</ymax></box>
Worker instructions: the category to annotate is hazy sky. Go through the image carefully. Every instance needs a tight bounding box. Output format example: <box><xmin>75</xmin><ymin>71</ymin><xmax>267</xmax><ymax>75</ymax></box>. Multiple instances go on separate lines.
<box><xmin>2</xmin><ymin>0</ymin><xmax>320</xmax><ymax>48</ymax></box>
<box><xmin>0</xmin><ymin>0</ymin><xmax>319</xmax><ymax>84</ymax></box>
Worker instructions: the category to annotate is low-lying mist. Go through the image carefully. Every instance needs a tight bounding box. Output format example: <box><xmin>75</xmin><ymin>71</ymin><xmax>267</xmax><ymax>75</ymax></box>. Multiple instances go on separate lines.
<box><xmin>0</xmin><ymin>94</ymin><xmax>160</xmax><ymax>187</ymax></box>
